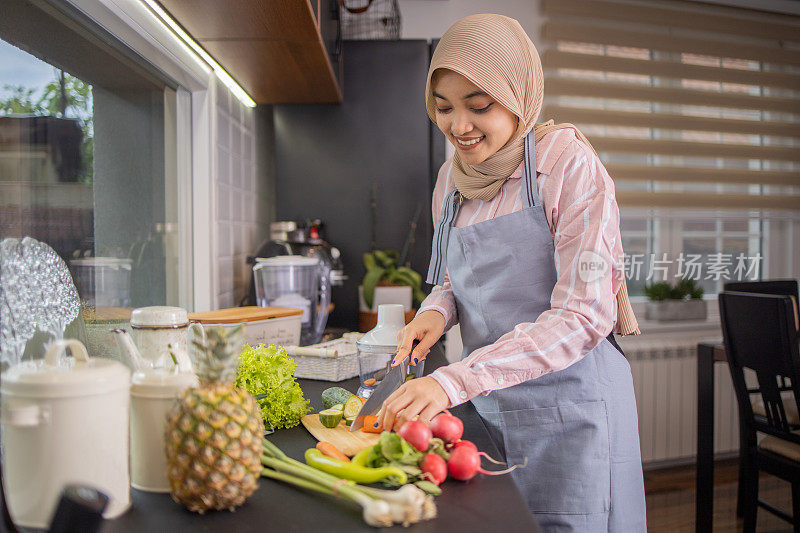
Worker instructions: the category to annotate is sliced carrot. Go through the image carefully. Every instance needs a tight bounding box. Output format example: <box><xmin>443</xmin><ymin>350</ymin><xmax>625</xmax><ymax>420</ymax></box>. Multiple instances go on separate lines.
<box><xmin>360</xmin><ymin>415</ymin><xmax>383</xmax><ymax>433</ymax></box>
<box><xmin>364</xmin><ymin>378</ymin><xmax>376</xmax><ymax>387</ymax></box>
<box><xmin>316</xmin><ymin>441</ymin><xmax>350</xmax><ymax>462</ymax></box>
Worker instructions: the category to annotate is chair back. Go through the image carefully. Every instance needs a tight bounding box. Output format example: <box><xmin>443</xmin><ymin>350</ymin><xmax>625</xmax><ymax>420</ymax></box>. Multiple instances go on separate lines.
<box><xmin>724</xmin><ymin>280</ymin><xmax>799</xmax><ymax>327</ymax></box>
<box><xmin>719</xmin><ymin>291</ymin><xmax>800</xmax><ymax>442</ymax></box>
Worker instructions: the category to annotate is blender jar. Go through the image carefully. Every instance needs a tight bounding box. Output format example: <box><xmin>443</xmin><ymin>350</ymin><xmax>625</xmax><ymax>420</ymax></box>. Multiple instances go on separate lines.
<box><xmin>253</xmin><ymin>255</ymin><xmax>330</xmax><ymax>345</ymax></box>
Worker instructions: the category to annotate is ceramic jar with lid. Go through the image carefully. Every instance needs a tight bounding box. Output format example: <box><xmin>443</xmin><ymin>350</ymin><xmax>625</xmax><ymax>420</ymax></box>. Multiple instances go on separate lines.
<box><xmin>0</xmin><ymin>339</ymin><xmax>131</xmax><ymax>528</ymax></box>
<box><xmin>129</xmin><ymin>306</ymin><xmax>189</xmax><ymax>366</ymax></box>
<box><xmin>130</xmin><ymin>369</ymin><xmax>197</xmax><ymax>492</ymax></box>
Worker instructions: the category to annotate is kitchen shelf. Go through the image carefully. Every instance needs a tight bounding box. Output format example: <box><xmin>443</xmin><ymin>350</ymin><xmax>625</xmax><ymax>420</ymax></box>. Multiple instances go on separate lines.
<box><xmin>156</xmin><ymin>0</ymin><xmax>342</xmax><ymax>104</ymax></box>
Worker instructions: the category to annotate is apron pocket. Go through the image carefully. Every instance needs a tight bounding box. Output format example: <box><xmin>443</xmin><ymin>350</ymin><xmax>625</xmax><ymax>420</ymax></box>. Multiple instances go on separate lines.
<box><xmin>499</xmin><ymin>400</ymin><xmax>611</xmax><ymax>515</ymax></box>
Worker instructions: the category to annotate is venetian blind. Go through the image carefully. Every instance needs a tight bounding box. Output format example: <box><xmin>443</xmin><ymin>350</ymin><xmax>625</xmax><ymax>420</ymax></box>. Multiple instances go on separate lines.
<box><xmin>539</xmin><ymin>0</ymin><xmax>800</xmax><ymax>210</ymax></box>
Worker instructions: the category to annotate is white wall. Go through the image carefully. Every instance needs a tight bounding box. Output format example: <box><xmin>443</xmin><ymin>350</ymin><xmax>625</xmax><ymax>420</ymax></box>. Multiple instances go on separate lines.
<box><xmin>213</xmin><ymin>78</ymin><xmax>270</xmax><ymax>308</ymax></box>
<box><xmin>398</xmin><ymin>0</ymin><xmax>541</xmax><ymax>43</ymax></box>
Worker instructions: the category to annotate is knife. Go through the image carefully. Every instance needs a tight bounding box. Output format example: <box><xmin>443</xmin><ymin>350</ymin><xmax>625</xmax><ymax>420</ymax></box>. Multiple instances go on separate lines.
<box><xmin>349</xmin><ymin>363</ymin><xmax>405</xmax><ymax>432</ymax></box>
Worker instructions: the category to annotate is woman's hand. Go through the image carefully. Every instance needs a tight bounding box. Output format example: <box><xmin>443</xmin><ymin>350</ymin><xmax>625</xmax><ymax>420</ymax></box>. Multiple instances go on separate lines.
<box><xmin>391</xmin><ymin>310</ymin><xmax>446</xmax><ymax>367</ymax></box>
<box><xmin>377</xmin><ymin>376</ymin><xmax>450</xmax><ymax>431</ymax></box>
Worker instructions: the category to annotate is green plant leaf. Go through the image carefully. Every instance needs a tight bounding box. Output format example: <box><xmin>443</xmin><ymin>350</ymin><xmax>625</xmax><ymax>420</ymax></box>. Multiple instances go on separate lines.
<box><xmin>374</xmin><ymin>250</ymin><xmax>397</xmax><ymax>268</ymax></box>
<box><xmin>362</xmin><ymin>266</ymin><xmax>386</xmax><ymax>309</ymax></box>
<box><xmin>395</xmin><ymin>267</ymin><xmax>422</xmax><ymax>289</ymax></box>
<box><xmin>413</xmin><ymin>288</ymin><xmax>427</xmax><ymax>306</ymax></box>
<box><xmin>363</xmin><ymin>252</ymin><xmax>377</xmax><ymax>271</ymax></box>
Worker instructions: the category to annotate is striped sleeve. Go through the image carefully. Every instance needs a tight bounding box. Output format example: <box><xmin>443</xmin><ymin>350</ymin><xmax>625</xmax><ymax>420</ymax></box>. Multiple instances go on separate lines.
<box><xmin>430</xmin><ymin>139</ymin><xmax>622</xmax><ymax>406</ymax></box>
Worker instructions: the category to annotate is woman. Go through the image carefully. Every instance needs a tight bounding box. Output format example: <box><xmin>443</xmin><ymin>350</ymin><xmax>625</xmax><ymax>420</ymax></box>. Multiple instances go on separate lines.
<box><xmin>375</xmin><ymin>14</ymin><xmax>647</xmax><ymax>531</ymax></box>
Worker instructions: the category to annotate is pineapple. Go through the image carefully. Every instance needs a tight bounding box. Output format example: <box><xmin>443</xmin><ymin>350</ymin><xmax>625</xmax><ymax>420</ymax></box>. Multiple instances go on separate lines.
<box><xmin>165</xmin><ymin>324</ymin><xmax>264</xmax><ymax>513</ymax></box>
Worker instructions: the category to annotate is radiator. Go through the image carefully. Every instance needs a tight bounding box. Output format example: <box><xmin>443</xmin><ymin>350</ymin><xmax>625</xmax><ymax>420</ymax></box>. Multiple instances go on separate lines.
<box><xmin>619</xmin><ymin>335</ymin><xmax>739</xmax><ymax>466</ymax></box>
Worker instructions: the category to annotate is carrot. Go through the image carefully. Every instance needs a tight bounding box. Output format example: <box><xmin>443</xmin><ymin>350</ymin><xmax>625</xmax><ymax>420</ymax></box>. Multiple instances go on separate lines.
<box><xmin>316</xmin><ymin>441</ymin><xmax>350</xmax><ymax>462</ymax></box>
<box><xmin>360</xmin><ymin>415</ymin><xmax>383</xmax><ymax>433</ymax></box>
<box><xmin>364</xmin><ymin>378</ymin><xmax>376</xmax><ymax>387</ymax></box>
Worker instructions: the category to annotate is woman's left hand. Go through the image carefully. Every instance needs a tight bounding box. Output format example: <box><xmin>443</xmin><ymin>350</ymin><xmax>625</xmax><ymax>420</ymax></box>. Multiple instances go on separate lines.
<box><xmin>377</xmin><ymin>376</ymin><xmax>451</xmax><ymax>432</ymax></box>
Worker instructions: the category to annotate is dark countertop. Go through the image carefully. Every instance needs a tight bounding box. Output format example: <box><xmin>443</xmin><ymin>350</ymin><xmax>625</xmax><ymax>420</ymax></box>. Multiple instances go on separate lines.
<box><xmin>103</xmin><ymin>345</ymin><xmax>539</xmax><ymax>532</ymax></box>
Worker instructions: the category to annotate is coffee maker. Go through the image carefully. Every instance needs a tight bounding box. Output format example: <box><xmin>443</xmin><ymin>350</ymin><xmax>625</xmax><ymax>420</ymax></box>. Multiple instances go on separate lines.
<box><xmin>243</xmin><ymin>220</ymin><xmax>346</xmax><ymax>307</ymax></box>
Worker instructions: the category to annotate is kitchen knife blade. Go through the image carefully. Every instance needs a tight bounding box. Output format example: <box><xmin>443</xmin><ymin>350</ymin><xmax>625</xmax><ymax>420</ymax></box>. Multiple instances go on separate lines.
<box><xmin>349</xmin><ymin>363</ymin><xmax>405</xmax><ymax>432</ymax></box>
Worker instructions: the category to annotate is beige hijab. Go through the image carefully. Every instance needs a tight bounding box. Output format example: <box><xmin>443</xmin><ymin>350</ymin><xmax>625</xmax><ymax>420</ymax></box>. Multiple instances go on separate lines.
<box><xmin>426</xmin><ymin>14</ymin><xmax>640</xmax><ymax>335</ymax></box>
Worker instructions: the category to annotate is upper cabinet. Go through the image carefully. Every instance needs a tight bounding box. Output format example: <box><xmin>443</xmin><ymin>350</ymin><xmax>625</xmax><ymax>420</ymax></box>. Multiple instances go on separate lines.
<box><xmin>157</xmin><ymin>0</ymin><xmax>342</xmax><ymax>104</ymax></box>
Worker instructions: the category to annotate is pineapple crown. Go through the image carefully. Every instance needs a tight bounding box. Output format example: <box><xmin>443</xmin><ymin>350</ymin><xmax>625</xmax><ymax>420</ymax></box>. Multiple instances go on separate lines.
<box><xmin>190</xmin><ymin>323</ymin><xmax>245</xmax><ymax>384</ymax></box>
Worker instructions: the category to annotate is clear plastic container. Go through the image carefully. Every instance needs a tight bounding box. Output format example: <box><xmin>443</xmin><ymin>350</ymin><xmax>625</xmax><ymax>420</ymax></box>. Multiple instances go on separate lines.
<box><xmin>355</xmin><ymin>304</ymin><xmax>422</xmax><ymax>398</ymax></box>
<box><xmin>69</xmin><ymin>257</ymin><xmax>132</xmax><ymax>307</ymax></box>
<box><xmin>356</xmin><ymin>344</ymin><xmax>423</xmax><ymax>398</ymax></box>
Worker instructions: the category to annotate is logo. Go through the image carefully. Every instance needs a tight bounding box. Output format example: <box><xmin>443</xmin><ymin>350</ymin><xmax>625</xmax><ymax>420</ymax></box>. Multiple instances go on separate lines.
<box><xmin>578</xmin><ymin>251</ymin><xmax>609</xmax><ymax>283</ymax></box>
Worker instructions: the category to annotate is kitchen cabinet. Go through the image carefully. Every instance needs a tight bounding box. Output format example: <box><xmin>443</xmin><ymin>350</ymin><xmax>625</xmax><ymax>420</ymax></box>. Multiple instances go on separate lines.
<box><xmin>155</xmin><ymin>0</ymin><xmax>341</xmax><ymax>103</ymax></box>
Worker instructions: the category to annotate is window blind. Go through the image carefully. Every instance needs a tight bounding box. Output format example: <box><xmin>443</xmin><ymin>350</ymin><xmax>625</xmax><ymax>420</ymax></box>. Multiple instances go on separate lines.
<box><xmin>539</xmin><ymin>0</ymin><xmax>800</xmax><ymax>210</ymax></box>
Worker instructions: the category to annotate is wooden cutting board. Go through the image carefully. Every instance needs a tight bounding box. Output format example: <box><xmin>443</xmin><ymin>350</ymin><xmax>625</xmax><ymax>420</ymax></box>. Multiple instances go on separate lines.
<box><xmin>301</xmin><ymin>414</ymin><xmax>380</xmax><ymax>456</ymax></box>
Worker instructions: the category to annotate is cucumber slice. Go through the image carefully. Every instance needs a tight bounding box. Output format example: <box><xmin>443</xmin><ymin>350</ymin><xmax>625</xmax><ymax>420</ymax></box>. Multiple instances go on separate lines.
<box><xmin>344</xmin><ymin>416</ymin><xmax>356</xmax><ymax>426</ymax></box>
<box><xmin>322</xmin><ymin>387</ymin><xmax>355</xmax><ymax>410</ymax></box>
<box><xmin>330</xmin><ymin>403</ymin><xmax>345</xmax><ymax>412</ymax></box>
<box><xmin>318</xmin><ymin>409</ymin><xmax>343</xmax><ymax>428</ymax></box>
<box><xmin>343</xmin><ymin>395</ymin><xmax>363</xmax><ymax>418</ymax></box>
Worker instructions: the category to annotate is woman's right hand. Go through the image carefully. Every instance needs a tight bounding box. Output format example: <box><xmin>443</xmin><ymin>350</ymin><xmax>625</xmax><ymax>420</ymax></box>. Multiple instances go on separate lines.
<box><xmin>391</xmin><ymin>310</ymin><xmax>446</xmax><ymax>367</ymax></box>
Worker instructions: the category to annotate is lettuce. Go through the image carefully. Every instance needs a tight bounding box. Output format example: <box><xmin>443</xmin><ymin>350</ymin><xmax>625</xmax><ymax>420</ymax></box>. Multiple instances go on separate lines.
<box><xmin>236</xmin><ymin>343</ymin><xmax>311</xmax><ymax>430</ymax></box>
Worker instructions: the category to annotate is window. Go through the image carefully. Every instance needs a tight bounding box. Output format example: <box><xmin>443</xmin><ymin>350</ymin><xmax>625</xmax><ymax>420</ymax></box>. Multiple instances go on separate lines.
<box><xmin>540</xmin><ymin>0</ymin><xmax>800</xmax><ymax>296</ymax></box>
<box><xmin>0</xmin><ymin>0</ymin><xmax>185</xmax><ymax>316</ymax></box>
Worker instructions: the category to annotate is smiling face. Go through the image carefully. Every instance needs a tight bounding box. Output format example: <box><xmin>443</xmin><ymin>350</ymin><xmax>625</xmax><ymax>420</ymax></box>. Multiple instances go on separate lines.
<box><xmin>432</xmin><ymin>69</ymin><xmax>519</xmax><ymax>165</ymax></box>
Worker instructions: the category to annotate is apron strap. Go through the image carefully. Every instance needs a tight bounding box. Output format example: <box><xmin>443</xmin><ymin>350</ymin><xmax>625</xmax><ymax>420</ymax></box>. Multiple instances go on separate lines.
<box><xmin>427</xmin><ymin>131</ymin><xmax>538</xmax><ymax>286</ymax></box>
<box><xmin>426</xmin><ymin>189</ymin><xmax>461</xmax><ymax>285</ymax></box>
<box><xmin>521</xmin><ymin>131</ymin><xmax>541</xmax><ymax>209</ymax></box>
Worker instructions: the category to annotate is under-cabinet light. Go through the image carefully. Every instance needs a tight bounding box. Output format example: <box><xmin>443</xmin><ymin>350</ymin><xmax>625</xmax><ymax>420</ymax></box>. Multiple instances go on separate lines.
<box><xmin>141</xmin><ymin>0</ymin><xmax>257</xmax><ymax>108</ymax></box>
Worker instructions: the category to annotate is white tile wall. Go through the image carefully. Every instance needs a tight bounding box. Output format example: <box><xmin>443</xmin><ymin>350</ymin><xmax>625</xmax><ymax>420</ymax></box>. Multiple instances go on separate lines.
<box><xmin>213</xmin><ymin>78</ymin><xmax>264</xmax><ymax>308</ymax></box>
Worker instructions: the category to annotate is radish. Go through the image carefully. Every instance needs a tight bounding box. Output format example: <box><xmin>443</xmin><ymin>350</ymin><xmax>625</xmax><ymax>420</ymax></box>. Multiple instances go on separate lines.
<box><xmin>447</xmin><ymin>445</ymin><xmax>526</xmax><ymax>482</ymax></box>
<box><xmin>419</xmin><ymin>453</ymin><xmax>447</xmax><ymax>485</ymax></box>
<box><xmin>429</xmin><ymin>411</ymin><xmax>463</xmax><ymax>444</ymax></box>
<box><xmin>397</xmin><ymin>420</ymin><xmax>432</xmax><ymax>452</ymax></box>
<box><xmin>451</xmin><ymin>439</ymin><xmax>506</xmax><ymax>465</ymax></box>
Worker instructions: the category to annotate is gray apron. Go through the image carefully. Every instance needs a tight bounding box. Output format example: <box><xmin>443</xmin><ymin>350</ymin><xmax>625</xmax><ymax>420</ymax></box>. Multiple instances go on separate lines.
<box><xmin>428</xmin><ymin>133</ymin><xmax>646</xmax><ymax>531</ymax></box>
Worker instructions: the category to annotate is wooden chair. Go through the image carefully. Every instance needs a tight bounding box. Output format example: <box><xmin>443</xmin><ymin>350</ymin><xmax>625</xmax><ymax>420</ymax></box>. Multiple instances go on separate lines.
<box><xmin>723</xmin><ymin>280</ymin><xmax>799</xmax><ymax>516</ymax></box>
<box><xmin>719</xmin><ymin>291</ymin><xmax>800</xmax><ymax>532</ymax></box>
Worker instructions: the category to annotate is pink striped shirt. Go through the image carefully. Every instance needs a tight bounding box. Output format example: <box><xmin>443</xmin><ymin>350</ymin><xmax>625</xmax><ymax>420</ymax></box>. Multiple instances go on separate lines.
<box><xmin>421</xmin><ymin>129</ymin><xmax>625</xmax><ymax>407</ymax></box>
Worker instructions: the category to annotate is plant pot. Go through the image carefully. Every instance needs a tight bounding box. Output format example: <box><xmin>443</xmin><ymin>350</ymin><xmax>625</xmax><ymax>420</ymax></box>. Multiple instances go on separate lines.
<box><xmin>645</xmin><ymin>299</ymin><xmax>707</xmax><ymax>322</ymax></box>
<box><xmin>358</xmin><ymin>309</ymin><xmax>417</xmax><ymax>333</ymax></box>
<box><xmin>358</xmin><ymin>283</ymin><xmax>412</xmax><ymax>312</ymax></box>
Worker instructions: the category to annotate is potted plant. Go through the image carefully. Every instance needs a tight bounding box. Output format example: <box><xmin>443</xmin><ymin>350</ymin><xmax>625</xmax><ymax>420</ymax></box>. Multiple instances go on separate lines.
<box><xmin>358</xmin><ymin>249</ymin><xmax>426</xmax><ymax>332</ymax></box>
<box><xmin>644</xmin><ymin>278</ymin><xmax>707</xmax><ymax>322</ymax></box>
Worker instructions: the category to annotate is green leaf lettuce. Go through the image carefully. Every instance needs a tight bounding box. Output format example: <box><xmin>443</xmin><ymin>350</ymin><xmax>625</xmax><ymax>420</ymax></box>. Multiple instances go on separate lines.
<box><xmin>235</xmin><ymin>343</ymin><xmax>311</xmax><ymax>430</ymax></box>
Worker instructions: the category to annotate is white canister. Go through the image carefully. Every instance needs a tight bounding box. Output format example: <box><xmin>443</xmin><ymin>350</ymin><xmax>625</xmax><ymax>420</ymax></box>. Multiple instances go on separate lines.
<box><xmin>130</xmin><ymin>369</ymin><xmax>197</xmax><ymax>492</ymax></box>
<box><xmin>130</xmin><ymin>306</ymin><xmax>189</xmax><ymax>364</ymax></box>
<box><xmin>0</xmin><ymin>339</ymin><xmax>131</xmax><ymax>528</ymax></box>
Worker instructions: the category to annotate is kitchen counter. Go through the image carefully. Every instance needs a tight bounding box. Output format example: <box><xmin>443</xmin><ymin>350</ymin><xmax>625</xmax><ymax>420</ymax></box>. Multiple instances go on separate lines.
<box><xmin>102</xmin><ymin>345</ymin><xmax>539</xmax><ymax>532</ymax></box>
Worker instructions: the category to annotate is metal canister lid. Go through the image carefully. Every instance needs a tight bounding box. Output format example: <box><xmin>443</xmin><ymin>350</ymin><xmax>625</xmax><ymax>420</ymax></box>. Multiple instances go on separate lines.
<box><xmin>130</xmin><ymin>306</ymin><xmax>189</xmax><ymax>328</ymax></box>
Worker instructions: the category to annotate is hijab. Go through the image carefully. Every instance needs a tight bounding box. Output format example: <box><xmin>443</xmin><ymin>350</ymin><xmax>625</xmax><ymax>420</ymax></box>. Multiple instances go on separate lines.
<box><xmin>426</xmin><ymin>14</ymin><xmax>640</xmax><ymax>335</ymax></box>
<box><xmin>425</xmin><ymin>13</ymin><xmax>596</xmax><ymax>202</ymax></box>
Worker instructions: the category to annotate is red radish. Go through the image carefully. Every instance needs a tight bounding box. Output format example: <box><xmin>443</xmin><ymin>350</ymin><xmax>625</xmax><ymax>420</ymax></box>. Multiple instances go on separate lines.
<box><xmin>419</xmin><ymin>453</ymin><xmax>447</xmax><ymax>485</ymax></box>
<box><xmin>448</xmin><ymin>445</ymin><xmax>526</xmax><ymax>482</ymax></box>
<box><xmin>429</xmin><ymin>411</ymin><xmax>464</xmax><ymax>444</ymax></box>
<box><xmin>451</xmin><ymin>439</ymin><xmax>506</xmax><ymax>465</ymax></box>
<box><xmin>397</xmin><ymin>420</ymin><xmax>433</xmax><ymax>452</ymax></box>
<box><xmin>451</xmin><ymin>440</ymin><xmax>477</xmax><ymax>452</ymax></box>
